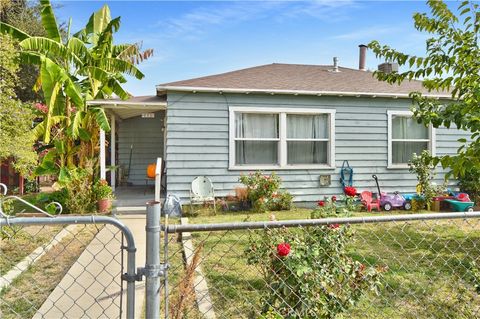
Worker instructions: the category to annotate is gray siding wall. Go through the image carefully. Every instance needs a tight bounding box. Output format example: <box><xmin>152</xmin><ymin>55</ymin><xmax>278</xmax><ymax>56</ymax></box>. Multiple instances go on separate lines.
<box><xmin>118</xmin><ymin>111</ymin><xmax>165</xmax><ymax>185</ymax></box>
<box><xmin>165</xmin><ymin>93</ymin><xmax>469</xmax><ymax>204</ymax></box>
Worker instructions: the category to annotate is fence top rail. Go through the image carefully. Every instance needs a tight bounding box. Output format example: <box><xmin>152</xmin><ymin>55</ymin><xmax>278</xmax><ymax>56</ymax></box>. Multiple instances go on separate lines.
<box><xmin>0</xmin><ymin>215</ymin><xmax>136</xmax><ymax>253</ymax></box>
<box><xmin>165</xmin><ymin>211</ymin><xmax>480</xmax><ymax>233</ymax></box>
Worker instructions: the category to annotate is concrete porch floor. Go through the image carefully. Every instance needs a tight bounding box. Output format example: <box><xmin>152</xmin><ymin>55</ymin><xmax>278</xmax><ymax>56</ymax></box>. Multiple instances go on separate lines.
<box><xmin>113</xmin><ymin>186</ymin><xmax>163</xmax><ymax>212</ymax></box>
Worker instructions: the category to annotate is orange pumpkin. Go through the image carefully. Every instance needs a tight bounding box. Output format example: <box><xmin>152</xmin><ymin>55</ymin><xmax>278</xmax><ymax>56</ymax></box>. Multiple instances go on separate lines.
<box><xmin>147</xmin><ymin>163</ymin><xmax>157</xmax><ymax>178</ymax></box>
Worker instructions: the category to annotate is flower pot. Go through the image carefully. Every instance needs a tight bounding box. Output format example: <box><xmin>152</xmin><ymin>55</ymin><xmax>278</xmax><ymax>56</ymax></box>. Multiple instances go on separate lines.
<box><xmin>97</xmin><ymin>199</ymin><xmax>112</xmax><ymax>213</ymax></box>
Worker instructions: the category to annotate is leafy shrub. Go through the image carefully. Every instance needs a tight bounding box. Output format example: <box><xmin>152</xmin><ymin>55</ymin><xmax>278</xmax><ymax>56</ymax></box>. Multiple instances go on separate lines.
<box><xmin>409</xmin><ymin>150</ymin><xmax>438</xmax><ymax>209</ymax></box>
<box><xmin>64</xmin><ymin>168</ymin><xmax>96</xmax><ymax>214</ymax></box>
<box><xmin>239</xmin><ymin>171</ymin><xmax>293</xmax><ymax>213</ymax></box>
<box><xmin>246</xmin><ymin>200</ymin><xmax>384</xmax><ymax>318</ymax></box>
<box><xmin>24</xmin><ymin>178</ymin><xmax>39</xmax><ymax>193</ymax></box>
<box><xmin>458</xmin><ymin>167</ymin><xmax>480</xmax><ymax>204</ymax></box>
<box><xmin>269</xmin><ymin>192</ymin><xmax>293</xmax><ymax>211</ymax></box>
<box><xmin>36</xmin><ymin>188</ymin><xmax>68</xmax><ymax>214</ymax></box>
<box><xmin>93</xmin><ymin>179</ymin><xmax>114</xmax><ymax>200</ymax></box>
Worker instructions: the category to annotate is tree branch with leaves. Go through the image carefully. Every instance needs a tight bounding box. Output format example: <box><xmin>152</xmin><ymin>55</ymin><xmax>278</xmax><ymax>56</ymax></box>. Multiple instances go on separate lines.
<box><xmin>369</xmin><ymin>0</ymin><xmax>480</xmax><ymax>179</ymax></box>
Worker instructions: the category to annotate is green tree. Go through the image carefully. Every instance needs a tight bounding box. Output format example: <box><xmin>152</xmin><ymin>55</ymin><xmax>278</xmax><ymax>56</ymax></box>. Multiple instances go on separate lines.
<box><xmin>0</xmin><ymin>33</ymin><xmax>37</xmax><ymax>176</ymax></box>
<box><xmin>0</xmin><ymin>0</ymin><xmax>46</xmax><ymax>102</ymax></box>
<box><xmin>1</xmin><ymin>0</ymin><xmax>152</xmax><ymax>180</ymax></box>
<box><xmin>368</xmin><ymin>0</ymin><xmax>480</xmax><ymax>180</ymax></box>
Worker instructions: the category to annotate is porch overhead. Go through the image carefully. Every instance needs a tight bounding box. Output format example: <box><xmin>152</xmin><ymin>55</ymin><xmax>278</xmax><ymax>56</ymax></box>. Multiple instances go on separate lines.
<box><xmin>88</xmin><ymin>96</ymin><xmax>166</xmax><ymax>193</ymax></box>
<box><xmin>87</xmin><ymin>95</ymin><xmax>167</xmax><ymax>119</ymax></box>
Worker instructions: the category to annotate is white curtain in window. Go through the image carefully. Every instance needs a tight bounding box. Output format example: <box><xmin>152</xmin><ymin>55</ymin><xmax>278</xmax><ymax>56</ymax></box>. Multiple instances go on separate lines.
<box><xmin>392</xmin><ymin>141</ymin><xmax>428</xmax><ymax>164</ymax></box>
<box><xmin>392</xmin><ymin>116</ymin><xmax>428</xmax><ymax>139</ymax></box>
<box><xmin>236</xmin><ymin>113</ymin><xmax>278</xmax><ymax>138</ymax></box>
<box><xmin>287</xmin><ymin>114</ymin><xmax>328</xmax><ymax>139</ymax></box>
<box><xmin>392</xmin><ymin>116</ymin><xmax>428</xmax><ymax>163</ymax></box>
<box><xmin>235</xmin><ymin>113</ymin><xmax>278</xmax><ymax>165</ymax></box>
<box><xmin>287</xmin><ymin>114</ymin><xmax>328</xmax><ymax>164</ymax></box>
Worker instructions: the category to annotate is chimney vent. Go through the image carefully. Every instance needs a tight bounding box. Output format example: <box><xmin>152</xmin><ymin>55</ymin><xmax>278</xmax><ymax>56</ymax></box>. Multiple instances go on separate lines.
<box><xmin>332</xmin><ymin>57</ymin><xmax>339</xmax><ymax>72</ymax></box>
<box><xmin>378</xmin><ymin>62</ymin><xmax>399</xmax><ymax>74</ymax></box>
<box><xmin>358</xmin><ymin>44</ymin><xmax>367</xmax><ymax>71</ymax></box>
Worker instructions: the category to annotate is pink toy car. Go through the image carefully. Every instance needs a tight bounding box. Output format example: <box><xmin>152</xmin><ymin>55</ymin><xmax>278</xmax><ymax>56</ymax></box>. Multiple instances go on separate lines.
<box><xmin>372</xmin><ymin>175</ymin><xmax>412</xmax><ymax>211</ymax></box>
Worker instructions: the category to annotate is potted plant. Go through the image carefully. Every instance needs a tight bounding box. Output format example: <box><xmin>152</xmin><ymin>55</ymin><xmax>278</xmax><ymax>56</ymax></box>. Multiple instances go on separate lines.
<box><xmin>93</xmin><ymin>179</ymin><xmax>114</xmax><ymax>213</ymax></box>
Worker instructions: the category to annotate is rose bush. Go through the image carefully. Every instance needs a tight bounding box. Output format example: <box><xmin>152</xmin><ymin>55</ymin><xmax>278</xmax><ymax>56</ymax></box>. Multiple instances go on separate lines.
<box><xmin>344</xmin><ymin>186</ymin><xmax>357</xmax><ymax>197</ymax></box>
<box><xmin>246</xmin><ymin>199</ymin><xmax>384</xmax><ymax>318</ymax></box>
<box><xmin>239</xmin><ymin>171</ymin><xmax>293</xmax><ymax>213</ymax></box>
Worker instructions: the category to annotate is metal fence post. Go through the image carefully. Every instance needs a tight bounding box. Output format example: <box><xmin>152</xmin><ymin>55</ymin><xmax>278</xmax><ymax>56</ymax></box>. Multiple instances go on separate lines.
<box><xmin>145</xmin><ymin>201</ymin><xmax>161</xmax><ymax>318</ymax></box>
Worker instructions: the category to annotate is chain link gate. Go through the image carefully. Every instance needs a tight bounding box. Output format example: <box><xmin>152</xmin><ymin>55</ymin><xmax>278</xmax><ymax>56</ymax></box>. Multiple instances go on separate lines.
<box><xmin>160</xmin><ymin>212</ymin><xmax>480</xmax><ymax>319</ymax></box>
<box><xmin>0</xmin><ymin>185</ymin><xmax>138</xmax><ymax>319</ymax></box>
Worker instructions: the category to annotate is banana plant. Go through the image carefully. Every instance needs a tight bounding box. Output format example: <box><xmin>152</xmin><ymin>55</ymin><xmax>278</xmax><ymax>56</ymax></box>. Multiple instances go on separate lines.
<box><xmin>0</xmin><ymin>0</ymin><xmax>153</xmax><ymax>178</ymax></box>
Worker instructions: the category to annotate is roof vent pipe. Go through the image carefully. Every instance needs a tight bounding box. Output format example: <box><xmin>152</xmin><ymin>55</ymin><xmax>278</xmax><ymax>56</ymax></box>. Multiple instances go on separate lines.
<box><xmin>333</xmin><ymin>57</ymin><xmax>339</xmax><ymax>72</ymax></box>
<box><xmin>359</xmin><ymin>44</ymin><xmax>367</xmax><ymax>71</ymax></box>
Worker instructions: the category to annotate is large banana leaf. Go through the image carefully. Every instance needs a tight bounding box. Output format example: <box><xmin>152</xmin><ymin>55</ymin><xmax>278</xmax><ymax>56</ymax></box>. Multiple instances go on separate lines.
<box><xmin>0</xmin><ymin>22</ymin><xmax>30</xmax><ymax>41</ymax></box>
<box><xmin>113</xmin><ymin>43</ymin><xmax>154</xmax><ymax>64</ymax></box>
<box><xmin>40</xmin><ymin>57</ymin><xmax>85</xmax><ymax>110</ymax></box>
<box><xmin>39</xmin><ymin>0</ymin><xmax>61</xmax><ymax>43</ymax></box>
<box><xmin>63</xmin><ymin>78</ymin><xmax>85</xmax><ymax>112</ymax></box>
<box><xmin>32</xmin><ymin>115</ymin><xmax>66</xmax><ymax>141</ymax></box>
<box><xmin>18</xmin><ymin>52</ymin><xmax>41</xmax><ymax>66</ymax></box>
<box><xmin>101</xmin><ymin>78</ymin><xmax>130</xmax><ymax>100</ymax></box>
<box><xmin>20</xmin><ymin>37</ymin><xmax>83</xmax><ymax>67</ymax></box>
<box><xmin>84</xmin><ymin>5</ymin><xmax>112</xmax><ymax>44</ymax></box>
<box><xmin>67</xmin><ymin>37</ymin><xmax>91</xmax><ymax>61</ymax></box>
<box><xmin>89</xmin><ymin>107</ymin><xmax>110</xmax><ymax>132</ymax></box>
<box><xmin>71</xmin><ymin>111</ymin><xmax>86</xmax><ymax>139</ymax></box>
<box><xmin>102</xmin><ymin>58</ymin><xmax>144</xmax><ymax>79</ymax></box>
<box><xmin>94</xmin><ymin>16</ymin><xmax>121</xmax><ymax>56</ymax></box>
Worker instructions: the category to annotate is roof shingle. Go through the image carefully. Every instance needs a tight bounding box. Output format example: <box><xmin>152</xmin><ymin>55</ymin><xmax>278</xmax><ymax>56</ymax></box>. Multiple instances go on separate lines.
<box><xmin>157</xmin><ymin>63</ymin><xmax>447</xmax><ymax>97</ymax></box>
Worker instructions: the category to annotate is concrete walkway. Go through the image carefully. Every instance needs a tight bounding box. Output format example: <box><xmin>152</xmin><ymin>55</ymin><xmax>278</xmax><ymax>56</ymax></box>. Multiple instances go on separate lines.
<box><xmin>34</xmin><ymin>214</ymin><xmax>147</xmax><ymax>319</ymax></box>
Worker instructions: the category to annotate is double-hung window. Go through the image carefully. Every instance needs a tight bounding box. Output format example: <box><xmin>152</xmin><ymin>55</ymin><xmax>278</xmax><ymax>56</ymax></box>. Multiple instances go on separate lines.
<box><xmin>229</xmin><ymin>107</ymin><xmax>335</xmax><ymax>169</ymax></box>
<box><xmin>387</xmin><ymin>110</ymin><xmax>435</xmax><ymax>168</ymax></box>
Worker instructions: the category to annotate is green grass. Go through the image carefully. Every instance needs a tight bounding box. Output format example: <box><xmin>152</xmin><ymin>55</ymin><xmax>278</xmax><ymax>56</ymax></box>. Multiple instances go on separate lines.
<box><xmin>0</xmin><ymin>225</ymin><xmax>100</xmax><ymax>318</ymax></box>
<box><xmin>0</xmin><ymin>225</ymin><xmax>63</xmax><ymax>276</ymax></box>
<box><xmin>168</xmin><ymin>207</ymin><xmax>480</xmax><ymax>318</ymax></box>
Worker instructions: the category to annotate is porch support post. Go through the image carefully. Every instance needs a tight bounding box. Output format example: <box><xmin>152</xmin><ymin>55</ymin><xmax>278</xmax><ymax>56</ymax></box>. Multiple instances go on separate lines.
<box><xmin>100</xmin><ymin>127</ymin><xmax>106</xmax><ymax>180</ymax></box>
<box><xmin>110</xmin><ymin>114</ymin><xmax>116</xmax><ymax>191</ymax></box>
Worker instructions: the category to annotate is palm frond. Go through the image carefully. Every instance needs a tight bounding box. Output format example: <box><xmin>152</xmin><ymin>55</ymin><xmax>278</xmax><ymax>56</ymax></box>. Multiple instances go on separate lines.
<box><xmin>0</xmin><ymin>22</ymin><xmax>31</xmax><ymax>41</ymax></box>
<box><xmin>67</xmin><ymin>37</ymin><xmax>91</xmax><ymax>61</ymax></box>
<box><xmin>89</xmin><ymin>107</ymin><xmax>110</xmax><ymax>132</ymax></box>
<box><xmin>102</xmin><ymin>58</ymin><xmax>144</xmax><ymax>79</ymax></box>
<box><xmin>84</xmin><ymin>4</ymin><xmax>112</xmax><ymax>44</ymax></box>
<box><xmin>71</xmin><ymin>111</ymin><xmax>86</xmax><ymax>139</ymax></box>
<box><xmin>39</xmin><ymin>0</ymin><xmax>61</xmax><ymax>43</ymax></box>
<box><xmin>20</xmin><ymin>37</ymin><xmax>83</xmax><ymax>66</ymax></box>
<box><xmin>113</xmin><ymin>42</ymin><xmax>154</xmax><ymax>65</ymax></box>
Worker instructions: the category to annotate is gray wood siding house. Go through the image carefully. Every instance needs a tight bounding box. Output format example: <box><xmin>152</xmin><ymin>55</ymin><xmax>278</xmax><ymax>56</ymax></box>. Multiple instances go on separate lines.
<box><xmin>92</xmin><ymin>59</ymin><xmax>468</xmax><ymax>206</ymax></box>
<box><xmin>163</xmin><ymin>92</ymin><xmax>465</xmax><ymax>204</ymax></box>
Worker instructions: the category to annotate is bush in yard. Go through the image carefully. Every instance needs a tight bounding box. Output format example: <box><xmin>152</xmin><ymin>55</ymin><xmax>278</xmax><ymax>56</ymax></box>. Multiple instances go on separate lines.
<box><xmin>408</xmin><ymin>150</ymin><xmax>438</xmax><ymax>210</ymax></box>
<box><xmin>36</xmin><ymin>188</ymin><xmax>69</xmax><ymax>213</ymax></box>
<box><xmin>239</xmin><ymin>171</ymin><xmax>293</xmax><ymax>213</ymax></box>
<box><xmin>246</xmin><ymin>199</ymin><xmax>384</xmax><ymax>318</ymax></box>
<box><xmin>458</xmin><ymin>167</ymin><xmax>480</xmax><ymax>205</ymax></box>
<box><xmin>63</xmin><ymin>168</ymin><xmax>96</xmax><ymax>214</ymax></box>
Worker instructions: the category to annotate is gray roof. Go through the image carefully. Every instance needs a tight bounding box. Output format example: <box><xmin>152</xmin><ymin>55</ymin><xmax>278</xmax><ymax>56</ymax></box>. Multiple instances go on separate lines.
<box><xmin>157</xmin><ymin>63</ymin><xmax>449</xmax><ymax>98</ymax></box>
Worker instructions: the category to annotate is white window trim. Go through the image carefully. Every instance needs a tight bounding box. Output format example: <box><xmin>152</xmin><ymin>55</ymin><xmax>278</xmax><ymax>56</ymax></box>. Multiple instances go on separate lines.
<box><xmin>387</xmin><ymin>110</ymin><xmax>436</xmax><ymax>169</ymax></box>
<box><xmin>229</xmin><ymin>106</ymin><xmax>336</xmax><ymax>170</ymax></box>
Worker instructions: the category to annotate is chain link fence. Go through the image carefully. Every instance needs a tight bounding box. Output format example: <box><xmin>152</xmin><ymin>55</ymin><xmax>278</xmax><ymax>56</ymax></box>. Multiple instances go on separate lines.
<box><xmin>164</xmin><ymin>213</ymin><xmax>480</xmax><ymax>319</ymax></box>
<box><xmin>0</xmin><ymin>216</ymin><xmax>136</xmax><ymax>319</ymax></box>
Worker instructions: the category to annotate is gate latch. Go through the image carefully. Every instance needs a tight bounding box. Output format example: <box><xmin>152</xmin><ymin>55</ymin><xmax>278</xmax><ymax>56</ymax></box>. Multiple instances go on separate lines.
<box><xmin>131</xmin><ymin>263</ymin><xmax>169</xmax><ymax>282</ymax></box>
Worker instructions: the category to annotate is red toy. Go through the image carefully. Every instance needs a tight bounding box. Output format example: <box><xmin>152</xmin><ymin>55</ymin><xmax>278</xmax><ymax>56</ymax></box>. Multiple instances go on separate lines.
<box><xmin>360</xmin><ymin>191</ymin><xmax>381</xmax><ymax>212</ymax></box>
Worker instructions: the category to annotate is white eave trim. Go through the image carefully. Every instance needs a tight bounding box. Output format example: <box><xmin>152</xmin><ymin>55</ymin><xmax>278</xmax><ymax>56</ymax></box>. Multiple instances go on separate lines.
<box><xmin>156</xmin><ymin>85</ymin><xmax>451</xmax><ymax>99</ymax></box>
<box><xmin>87</xmin><ymin>100</ymin><xmax>167</xmax><ymax>109</ymax></box>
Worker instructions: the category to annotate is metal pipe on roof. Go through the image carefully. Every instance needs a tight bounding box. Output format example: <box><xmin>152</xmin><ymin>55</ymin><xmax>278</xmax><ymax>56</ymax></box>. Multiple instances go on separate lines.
<box><xmin>359</xmin><ymin>44</ymin><xmax>367</xmax><ymax>71</ymax></box>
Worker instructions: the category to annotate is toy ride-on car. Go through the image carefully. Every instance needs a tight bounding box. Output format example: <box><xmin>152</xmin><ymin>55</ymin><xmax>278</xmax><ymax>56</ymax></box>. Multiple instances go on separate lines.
<box><xmin>372</xmin><ymin>175</ymin><xmax>412</xmax><ymax>211</ymax></box>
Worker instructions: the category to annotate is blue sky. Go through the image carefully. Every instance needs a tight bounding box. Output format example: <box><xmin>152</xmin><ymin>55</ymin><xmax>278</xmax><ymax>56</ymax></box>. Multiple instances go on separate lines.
<box><xmin>55</xmin><ymin>0</ymin><xmax>439</xmax><ymax>96</ymax></box>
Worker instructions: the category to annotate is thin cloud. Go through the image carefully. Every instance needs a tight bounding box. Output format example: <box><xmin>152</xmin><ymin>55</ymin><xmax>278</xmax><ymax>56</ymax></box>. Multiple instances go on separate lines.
<box><xmin>332</xmin><ymin>26</ymin><xmax>401</xmax><ymax>40</ymax></box>
<box><xmin>156</xmin><ymin>1</ymin><xmax>357</xmax><ymax>39</ymax></box>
